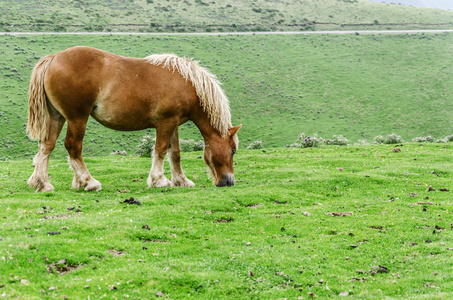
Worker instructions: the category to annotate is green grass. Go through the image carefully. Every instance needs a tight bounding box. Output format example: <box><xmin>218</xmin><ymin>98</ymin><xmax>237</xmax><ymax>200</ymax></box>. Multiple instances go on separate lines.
<box><xmin>1</xmin><ymin>0</ymin><xmax>453</xmax><ymax>33</ymax></box>
<box><xmin>1</xmin><ymin>33</ymin><xmax>453</xmax><ymax>160</ymax></box>
<box><xmin>1</xmin><ymin>144</ymin><xmax>452</xmax><ymax>298</ymax></box>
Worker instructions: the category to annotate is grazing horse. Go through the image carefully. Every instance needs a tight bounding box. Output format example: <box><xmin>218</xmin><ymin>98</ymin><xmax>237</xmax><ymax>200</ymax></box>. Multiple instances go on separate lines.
<box><xmin>27</xmin><ymin>46</ymin><xmax>241</xmax><ymax>192</ymax></box>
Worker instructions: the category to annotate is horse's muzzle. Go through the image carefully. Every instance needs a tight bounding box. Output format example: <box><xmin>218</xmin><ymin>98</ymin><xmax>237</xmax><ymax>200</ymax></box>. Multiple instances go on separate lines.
<box><xmin>216</xmin><ymin>174</ymin><xmax>235</xmax><ymax>187</ymax></box>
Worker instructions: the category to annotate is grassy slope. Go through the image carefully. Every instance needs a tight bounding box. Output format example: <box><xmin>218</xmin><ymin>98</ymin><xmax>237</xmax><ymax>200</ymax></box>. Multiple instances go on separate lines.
<box><xmin>1</xmin><ymin>144</ymin><xmax>452</xmax><ymax>298</ymax></box>
<box><xmin>1</xmin><ymin>33</ymin><xmax>453</xmax><ymax>159</ymax></box>
<box><xmin>1</xmin><ymin>0</ymin><xmax>453</xmax><ymax>32</ymax></box>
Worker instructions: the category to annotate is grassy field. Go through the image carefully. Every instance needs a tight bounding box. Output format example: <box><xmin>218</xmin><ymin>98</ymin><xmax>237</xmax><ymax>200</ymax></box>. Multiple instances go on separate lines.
<box><xmin>1</xmin><ymin>144</ymin><xmax>452</xmax><ymax>298</ymax></box>
<box><xmin>1</xmin><ymin>32</ymin><xmax>453</xmax><ymax>160</ymax></box>
<box><xmin>1</xmin><ymin>0</ymin><xmax>453</xmax><ymax>33</ymax></box>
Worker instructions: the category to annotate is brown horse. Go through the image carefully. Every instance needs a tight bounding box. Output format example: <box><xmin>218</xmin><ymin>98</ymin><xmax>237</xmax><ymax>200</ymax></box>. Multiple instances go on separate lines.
<box><xmin>27</xmin><ymin>46</ymin><xmax>241</xmax><ymax>192</ymax></box>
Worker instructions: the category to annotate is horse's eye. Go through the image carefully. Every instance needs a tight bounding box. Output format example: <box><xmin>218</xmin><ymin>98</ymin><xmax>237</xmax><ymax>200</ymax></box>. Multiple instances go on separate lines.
<box><xmin>231</xmin><ymin>149</ymin><xmax>236</xmax><ymax>155</ymax></box>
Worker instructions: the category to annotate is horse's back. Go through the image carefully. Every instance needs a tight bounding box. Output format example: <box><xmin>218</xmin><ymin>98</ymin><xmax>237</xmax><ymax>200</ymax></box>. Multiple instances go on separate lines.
<box><xmin>43</xmin><ymin>47</ymin><xmax>198</xmax><ymax>130</ymax></box>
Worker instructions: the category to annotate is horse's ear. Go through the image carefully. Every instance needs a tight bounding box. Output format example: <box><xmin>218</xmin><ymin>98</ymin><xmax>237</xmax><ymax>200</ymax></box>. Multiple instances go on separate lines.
<box><xmin>228</xmin><ymin>124</ymin><xmax>242</xmax><ymax>136</ymax></box>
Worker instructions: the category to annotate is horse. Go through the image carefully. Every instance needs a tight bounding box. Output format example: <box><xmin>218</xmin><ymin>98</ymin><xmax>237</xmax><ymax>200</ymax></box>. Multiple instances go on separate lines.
<box><xmin>27</xmin><ymin>46</ymin><xmax>241</xmax><ymax>192</ymax></box>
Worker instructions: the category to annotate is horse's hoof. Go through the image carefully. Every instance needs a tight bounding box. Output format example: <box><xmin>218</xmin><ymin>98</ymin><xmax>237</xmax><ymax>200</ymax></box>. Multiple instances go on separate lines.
<box><xmin>29</xmin><ymin>176</ymin><xmax>54</xmax><ymax>192</ymax></box>
<box><xmin>28</xmin><ymin>176</ymin><xmax>39</xmax><ymax>188</ymax></box>
<box><xmin>37</xmin><ymin>183</ymin><xmax>55</xmax><ymax>193</ymax></box>
<box><xmin>148</xmin><ymin>176</ymin><xmax>172</xmax><ymax>188</ymax></box>
<box><xmin>173</xmin><ymin>178</ymin><xmax>195</xmax><ymax>187</ymax></box>
<box><xmin>84</xmin><ymin>179</ymin><xmax>102</xmax><ymax>191</ymax></box>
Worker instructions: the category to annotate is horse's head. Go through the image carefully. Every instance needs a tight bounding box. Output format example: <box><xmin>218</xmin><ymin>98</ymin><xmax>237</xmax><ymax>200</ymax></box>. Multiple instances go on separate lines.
<box><xmin>204</xmin><ymin>124</ymin><xmax>242</xmax><ymax>187</ymax></box>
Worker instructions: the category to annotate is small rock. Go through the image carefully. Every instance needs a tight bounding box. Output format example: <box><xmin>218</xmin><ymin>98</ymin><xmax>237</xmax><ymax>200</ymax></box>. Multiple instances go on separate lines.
<box><xmin>248</xmin><ymin>270</ymin><xmax>254</xmax><ymax>277</ymax></box>
<box><xmin>122</xmin><ymin>197</ymin><xmax>141</xmax><ymax>205</ymax></box>
<box><xmin>48</xmin><ymin>286</ymin><xmax>57</xmax><ymax>291</ymax></box>
<box><xmin>47</xmin><ymin>231</ymin><xmax>61</xmax><ymax>235</ymax></box>
<box><xmin>339</xmin><ymin>291</ymin><xmax>349</xmax><ymax>297</ymax></box>
<box><xmin>84</xmin><ymin>285</ymin><xmax>90</xmax><ymax>289</ymax></box>
<box><xmin>142</xmin><ymin>225</ymin><xmax>151</xmax><ymax>230</ymax></box>
<box><xmin>156</xmin><ymin>291</ymin><xmax>165</xmax><ymax>297</ymax></box>
<box><xmin>308</xmin><ymin>291</ymin><xmax>317</xmax><ymax>298</ymax></box>
<box><xmin>303</xmin><ymin>211</ymin><xmax>311</xmax><ymax>217</ymax></box>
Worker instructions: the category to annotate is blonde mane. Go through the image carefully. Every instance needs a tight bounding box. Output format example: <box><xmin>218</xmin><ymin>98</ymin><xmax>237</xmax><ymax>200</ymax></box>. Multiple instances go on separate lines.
<box><xmin>145</xmin><ymin>54</ymin><xmax>232</xmax><ymax>137</ymax></box>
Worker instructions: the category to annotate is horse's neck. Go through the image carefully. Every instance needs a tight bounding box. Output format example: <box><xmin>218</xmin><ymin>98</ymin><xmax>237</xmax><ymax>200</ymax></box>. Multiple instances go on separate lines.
<box><xmin>192</xmin><ymin>111</ymin><xmax>221</xmax><ymax>144</ymax></box>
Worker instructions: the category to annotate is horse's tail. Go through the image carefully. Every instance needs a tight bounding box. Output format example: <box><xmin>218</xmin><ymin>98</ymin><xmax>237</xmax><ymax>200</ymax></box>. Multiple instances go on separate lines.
<box><xmin>27</xmin><ymin>54</ymin><xmax>55</xmax><ymax>141</ymax></box>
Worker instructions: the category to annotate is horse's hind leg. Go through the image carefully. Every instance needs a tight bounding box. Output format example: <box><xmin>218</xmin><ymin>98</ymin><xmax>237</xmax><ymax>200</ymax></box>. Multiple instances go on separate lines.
<box><xmin>167</xmin><ymin>127</ymin><xmax>195</xmax><ymax>187</ymax></box>
<box><xmin>65</xmin><ymin>119</ymin><xmax>102</xmax><ymax>191</ymax></box>
<box><xmin>28</xmin><ymin>111</ymin><xmax>65</xmax><ymax>192</ymax></box>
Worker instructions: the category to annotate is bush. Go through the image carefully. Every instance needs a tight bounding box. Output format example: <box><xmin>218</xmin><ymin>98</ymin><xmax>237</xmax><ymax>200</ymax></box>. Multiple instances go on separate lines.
<box><xmin>325</xmin><ymin>135</ymin><xmax>348</xmax><ymax>146</ymax></box>
<box><xmin>374</xmin><ymin>135</ymin><xmax>385</xmax><ymax>144</ymax></box>
<box><xmin>375</xmin><ymin>134</ymin><xmax>403</xmax><ymax>144</ymax></box>
<box><xmin>179</xmin><ymin>139</ymin><xmax>204</xmax><ymax>152</ymax></box>
<box><xmin>247</xmin><ymin>141</ymin><xmax>263</xmax><ymax>149</ymax></box>
<box><xmin>110</xmin><ymin>150</ymin><xmax>127</xmax><ymax>156</ymax></box>
<box><xmin>137</xmin><ymin>135</ymin><xmax>203</xmax><ymax>155</ymax></box>
<box><xmin>298</xmin><ymin>133</ymin><xmax>323</xmax><ymax>148</ymax></box>
<box><xmin>412</xmin><ymin>136</ymin><xmax>435</xmax><ymax>143</ymax></box>
<box><xmin>136</xmin><ymin>135</ymin><xmax>155</xmax><ymax>157</ymax></box>
<box><xmin>385</xmin><ymin>133</ymin><xmax>404</xmax><ymax>144</ymax></box>
<box><xmin>285</xmin><ymin>143</ymin><xmax>301</xmax><ymax>148</ymax></box>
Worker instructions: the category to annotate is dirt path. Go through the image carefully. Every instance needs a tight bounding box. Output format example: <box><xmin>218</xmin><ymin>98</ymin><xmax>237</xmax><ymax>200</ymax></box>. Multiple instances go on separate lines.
<box><xmin>1</xmin><ymin>29</ymin><xmax>453</xmax><ymax>36</ymax></box>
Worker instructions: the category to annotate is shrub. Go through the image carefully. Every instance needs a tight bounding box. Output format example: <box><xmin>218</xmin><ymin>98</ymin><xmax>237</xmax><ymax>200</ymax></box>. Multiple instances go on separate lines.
<box><xmin>136</xmin><ymin>135</ymin><xmax>155</xmax><ymax>157</ymax></box>
<box><xmin>179</xmin><ymin>139</ymin><xmax>204</xmax><ymax>152</ymax></box>
<box><xmin>298</xmin><ymin>133</ymin><xmax>323</xmax><ymax>148</ymax></box>
<box><xmin>247</xmin><ymin>141</ymin><xmax>263</xmax><ymax>149</ymax></box>
<box><xmin>374</xmin><ymin>135</ymin><xmax>385</xmax><ymax>144</ymax></box>
<box><xmin>355</xmin><ymin>140</ymin><xmax>368</xmax><ymax>145</ymax></box>
<box><xmin>375</xmin><ymin>134</ymin><xmax>403</xmax><ymax>144</ymax></box>
<box><xmin>285</xmin><ymin>143</ymin><xmax>301</xmax><ymax>148</ymax></box>
<box><xmin>385</xmin><ymin>133</ymin><xmax>404</xmax><ymax>144</ymax></box>
<box><xmin>110</xmin><ymin>150</ymin><xmax>127</xmax><ymax>156</ymax></box>
<box><xmin>412</xmin><ymin>136</ymin><xmax>435</xmax><ymax>143</ymax></box>
<box><xmin>325</xmin><ymin>135</ymin><xmax>348</xmax><ymax>146</ymax></box>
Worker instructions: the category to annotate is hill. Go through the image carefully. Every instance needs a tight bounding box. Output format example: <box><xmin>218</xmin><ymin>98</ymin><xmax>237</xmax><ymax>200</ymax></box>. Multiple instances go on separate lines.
<box><xmin>1</xmin><ymin>0</ymin><xmax>453</xmax><ymax>33</ymax></box>
<box><xmin>367</xmin><ymin>0</ymin><xmax>453</xmax><ymax>10</ymax></box>
<box><xmin>1</xmin><ymin>32</ymin><xmax>452</xmax><ymax>160</ymax></box>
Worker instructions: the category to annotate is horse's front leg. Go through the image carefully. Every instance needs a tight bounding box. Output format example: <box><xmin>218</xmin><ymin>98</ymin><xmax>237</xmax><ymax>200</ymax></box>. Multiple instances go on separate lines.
<box><xmin>65</xmin><ymin>119</ymin><xmax>102</xmax><ymax>191</ymax></box>
<box><xmin>147</xmin><ymin>121</ymin><xmax>175</xmax><ymax>188</ymax></box>
<box><xmin>167</xmin><ymin>127</ymin><xmax>195</xmax><ymax>187</ymax></box>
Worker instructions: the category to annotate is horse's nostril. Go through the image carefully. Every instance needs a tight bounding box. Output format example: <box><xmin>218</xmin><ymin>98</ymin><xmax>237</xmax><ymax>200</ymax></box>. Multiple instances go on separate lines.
<box><xmin>216</xmin><ymin>174</ymin><xmax>235</xmax><ymax>187</ymax></box>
